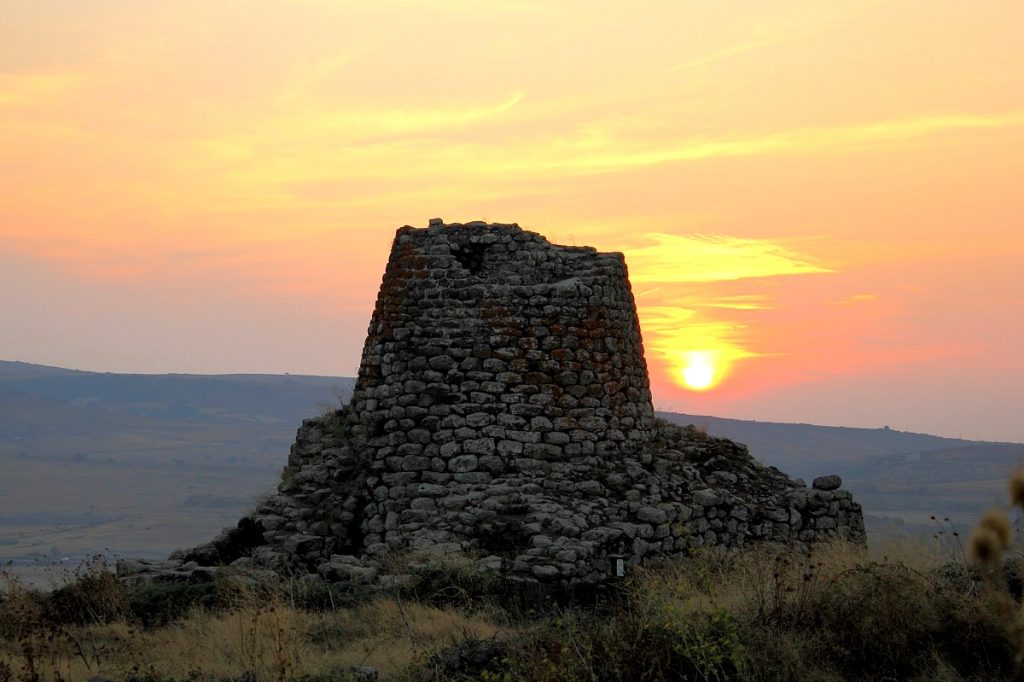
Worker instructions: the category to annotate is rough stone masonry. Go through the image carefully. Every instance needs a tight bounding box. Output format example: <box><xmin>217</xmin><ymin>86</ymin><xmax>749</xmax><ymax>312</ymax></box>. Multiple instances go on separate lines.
<box><xmin>123</xmin><ymin>219</ymin><xmax>865</xmax><ymax>586</ymax></box>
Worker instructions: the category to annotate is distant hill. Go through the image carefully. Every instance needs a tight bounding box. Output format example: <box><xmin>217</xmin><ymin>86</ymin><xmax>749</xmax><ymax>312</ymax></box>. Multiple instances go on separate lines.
<box><xmin>659</xmin><ymin>411</ymin><xmax>1024</xmax><ymax>538</ymax></box>
<box><xmin>657</xmin><ymin>411</ymin><xmax>984</xmax><ymax>473</ymax></box>
<box><xmin>0</xmin><ymin>360</ymin><xmax>89</xmax><ymax>380</ymax></box>
<box><xmin>1</xmin><ymin>360</ymin><xmax>1021</xmax><ymax>581</ymax></box>
<box><xmin>0</xmin><ymin>360</ymin><xmax>355</xmax><ymax>430</ymax></box>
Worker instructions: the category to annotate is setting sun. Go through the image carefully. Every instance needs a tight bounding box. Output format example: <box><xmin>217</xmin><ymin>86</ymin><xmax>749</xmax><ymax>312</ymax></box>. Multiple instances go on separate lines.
<box><xmin>680</xmin><ymin>352</ymin><xmax>717</xmax><ymax>391</ymax></box>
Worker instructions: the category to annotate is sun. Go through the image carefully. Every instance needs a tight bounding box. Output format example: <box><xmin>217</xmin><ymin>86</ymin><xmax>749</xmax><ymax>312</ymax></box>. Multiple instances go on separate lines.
<box><xmin>680</xmin><ymin>352</ymin><xmax>716</xmax><ymax>391</ymax></box>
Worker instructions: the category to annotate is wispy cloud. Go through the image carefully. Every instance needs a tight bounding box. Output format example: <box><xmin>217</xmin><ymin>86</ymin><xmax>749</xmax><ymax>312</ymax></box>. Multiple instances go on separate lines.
<box><xmin>665</xmin><ymin>0</ymin><xmax>893</xmax><ymax>76</ymax></box>
<box><xmin>835</xmin><ymin>293</ymin><xmax>879</xmax><ymax>305</ymax></box>
<box><xmin>0</xmin><ymin>72</ymin><xmax>85</xmax><ymax>108</ymax></box>
<box><xmin>301</xmin><ymin>0</ymin><xmax>547</xmax><ymax>11</ymax></box>
<box><xmin>503</xmin><ymin>111</ymin><xmax>1024</xmax><ymax>175</ymax></box>
<box><xmin>668</xmin><ymin>33</ymin><xmax>806</xmax><ymax>74</ymax></box>
<box><xmin>302</xmin><ymin>91</ymin><xmax>527</xmax><ymax>136</ymax></box>
<box><xmin>201</xmin><ymin>91</ymin><xmax>527</xmax><ymax>164</ymax></box>
<box><xmin>625</xmin><ymin>233</ymin><xmax>831</xmax><ymax>284</ymax></box>
<box><xmin>179</xmin><ymin>108</ymin><xmax>1024</xmax><ymax>206</ymax></box>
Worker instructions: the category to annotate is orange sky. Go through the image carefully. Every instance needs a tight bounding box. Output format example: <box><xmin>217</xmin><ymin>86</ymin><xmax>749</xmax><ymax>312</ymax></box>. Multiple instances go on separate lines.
<box><xmin>2</xmin><ymin>0</ymin><xmax>1022</xmax><ymax>441</ymax></box>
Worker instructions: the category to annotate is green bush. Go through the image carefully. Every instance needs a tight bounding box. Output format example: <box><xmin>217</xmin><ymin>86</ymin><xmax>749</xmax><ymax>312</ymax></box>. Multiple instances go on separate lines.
<box><xmin>125</xmin><ymin>581</ymin><xmax>228</xmax><ymax>627</ymax></box>
<box><xmin>409</xmin><ymin>542</ymin><xmax>1024</xmax><ymax>681</ymax></box>
<box><xmin>46</xmin><ymin>558</ymin><xmax>128</xmax><ymax>625</ymax></box>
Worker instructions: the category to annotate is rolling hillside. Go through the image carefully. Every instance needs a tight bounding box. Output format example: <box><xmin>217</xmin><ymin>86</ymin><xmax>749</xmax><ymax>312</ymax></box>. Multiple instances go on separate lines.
<box><xmin>1</xmin><ymin>361</ymin><xmax>1020</xmax><ymax>582</ymax></box>
<box><xmin>656</xmin><ymin>411</ymin><xmax>983</xmax><ymax>473</ymax></box>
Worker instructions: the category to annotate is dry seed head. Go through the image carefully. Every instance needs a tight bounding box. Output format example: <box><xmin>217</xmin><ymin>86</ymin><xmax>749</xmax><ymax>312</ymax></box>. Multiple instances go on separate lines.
<box><xmin>979</xmin><ymin>509</ymin><xmax>1013</xmax><ymax>550</ymax></box>
<box><xmin>969</xmin><ymin>526</ymin><xmax>1003</xmax><ymax>567</ymax></box>
<box><xmin>1009</xmin><ymin>467</ymin><xmax>1024</xmax><ymax>509</ymax></box>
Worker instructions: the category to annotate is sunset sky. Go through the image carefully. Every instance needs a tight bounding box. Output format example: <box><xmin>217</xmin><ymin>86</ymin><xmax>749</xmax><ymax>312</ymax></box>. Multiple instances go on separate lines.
<box><xmin>2</xmin><ymin>0</ymin><xmax>1022</xmax><ymax>441</ymax></box>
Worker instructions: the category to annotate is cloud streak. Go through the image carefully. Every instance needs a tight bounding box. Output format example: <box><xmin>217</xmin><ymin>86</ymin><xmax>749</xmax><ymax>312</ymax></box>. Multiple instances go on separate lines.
<box><xmin>199</xmin><ymin>108</ymin><xmax>1024</xmax><ymax>195</ymax></box>
<box><xmin>496</xmin><ymin>111</ymin><xmax>1024</xmax><ymax>176</ymax></box>
<box><xmin>625</xmin><ymin>234</ymin><xmax>831</xmax><ymax>284</ymax></box>
<box><xmin>0</xmin><ymin>71</ymin><xmax>86</xmax><ymax>109</ymax></box>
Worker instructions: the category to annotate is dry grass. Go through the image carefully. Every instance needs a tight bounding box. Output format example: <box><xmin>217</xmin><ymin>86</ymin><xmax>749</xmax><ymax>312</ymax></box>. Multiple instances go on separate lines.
<box><xmin>429</xmin><ymin>540</ymin><xmax>1024</xmax><ymax>682</ymax></box>
<box><xmin>104</xmin><ymin>598</ymin><xmax>503</xmax><ymax>679</ymax></box>
<box><xmin>0</xmin><ymin>568</ymin><xmax>512</xmax><ymax>682</ymax></box>
<box><xmin>6</xmin><ymin>537</ymin><xmax>1024</xmax><ymax>681</ymax></box>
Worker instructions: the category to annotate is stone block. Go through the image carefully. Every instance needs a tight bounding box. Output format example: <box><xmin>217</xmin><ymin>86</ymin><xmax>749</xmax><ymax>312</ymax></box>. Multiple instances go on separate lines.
<box><xmin>448</xmin><ymin>454</ymin><xmax>479</xmax><ymax>472</ymax></box>
<box><xmin>812</xmin><ymin>474</ymin><xmax>842</xmax><ymax>491</ymax></box>
<box><xmin>463</xmin><ymin>438</ymin><xmax>496</xmax><ymax>455</ymax></box>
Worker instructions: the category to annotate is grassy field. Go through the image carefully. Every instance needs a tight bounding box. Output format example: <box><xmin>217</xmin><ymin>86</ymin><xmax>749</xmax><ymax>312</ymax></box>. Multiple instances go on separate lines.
<box><xmin>3</xmin><ymin>537</ymin><xmax>1024</xmax><ymax>681</ymax></box>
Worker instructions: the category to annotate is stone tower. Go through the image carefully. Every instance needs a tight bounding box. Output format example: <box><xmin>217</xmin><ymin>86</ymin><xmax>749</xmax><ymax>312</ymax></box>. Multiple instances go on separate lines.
<box><xmin>130</xmin><ymin>220</ymin><xmax>864</xmax><ymax>586</ymax></box>
<box><xmin>350</xmin><ymin>218</ymin><xmax>657</xmax><ymax>463</ymax></box>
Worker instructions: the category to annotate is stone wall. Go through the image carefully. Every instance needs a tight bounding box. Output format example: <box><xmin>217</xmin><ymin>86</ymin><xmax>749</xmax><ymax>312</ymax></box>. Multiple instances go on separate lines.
<box><xmin>348</xmin><ymin>218</ymin><xmax>656</xmax><ymax>451</ymax></box>
<box><xmin>125</xmin><ymin>220</ymin><xmax>865</xmax><ymax>587</ymax></box>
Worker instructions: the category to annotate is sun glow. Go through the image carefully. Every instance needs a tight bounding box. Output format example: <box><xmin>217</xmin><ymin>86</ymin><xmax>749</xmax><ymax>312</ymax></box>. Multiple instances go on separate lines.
<box><xmin>625</xmin><ymin>234</ymin><xmax>832</xmax><ymax>394</ymax></box>
<box><xmin>637</xmin><ymin>305</ymin><xmax>758</xmax><ymax>394</ymax></box>
<box><xmin>680</xmin><ymin>351</ymin><xmax>718</xmax><ymax>391</ymax></box>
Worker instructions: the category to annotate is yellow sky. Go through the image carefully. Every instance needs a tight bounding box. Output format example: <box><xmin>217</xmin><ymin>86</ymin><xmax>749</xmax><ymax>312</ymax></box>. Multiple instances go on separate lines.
<box><xmin>2</xmin><ymin>0</ymin><xmax>1022</xmax><ymax>440</ymax></box>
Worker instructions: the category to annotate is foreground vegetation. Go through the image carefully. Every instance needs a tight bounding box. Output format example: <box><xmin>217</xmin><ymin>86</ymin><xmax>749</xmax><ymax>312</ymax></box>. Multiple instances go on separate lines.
<box><xmin>3</xmin><ymin>535</ymin><xmax>1024</xmax><ymax>682</ymax></box>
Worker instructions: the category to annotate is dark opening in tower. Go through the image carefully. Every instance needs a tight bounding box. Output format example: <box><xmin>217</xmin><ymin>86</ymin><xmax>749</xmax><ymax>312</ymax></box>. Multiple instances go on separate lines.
<box><xmin>452</xmin><ymin>242</ymin><xmax>488</xmax><ymax>275</ymax></box>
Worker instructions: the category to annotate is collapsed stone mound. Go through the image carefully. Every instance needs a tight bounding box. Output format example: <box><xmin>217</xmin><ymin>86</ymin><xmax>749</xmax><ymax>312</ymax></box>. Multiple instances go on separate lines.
<box><xmin>123</xmin><ymin>219</ymin><xmax>865</xmax><ymax>586</ymax></box>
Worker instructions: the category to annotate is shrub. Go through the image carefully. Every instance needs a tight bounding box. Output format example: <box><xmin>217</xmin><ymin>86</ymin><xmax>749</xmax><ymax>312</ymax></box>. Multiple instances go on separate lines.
<box><xmin>407</xmin><ymin>540</ymin><xmax>1024</xmax><ymax>681</ymax></box>
<box><xmin>46</xmin><ymin>557</ymin><xmax>128</xmax><ymax>625</ymax></box>
<box><xmin>124</xmin><ymin>581</ymin><xmax>227</xmax><ymax>627</ymax></box>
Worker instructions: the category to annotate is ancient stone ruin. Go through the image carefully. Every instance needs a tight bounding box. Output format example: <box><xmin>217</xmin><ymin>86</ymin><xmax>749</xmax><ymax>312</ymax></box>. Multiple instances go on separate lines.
<box><xmin>123</xmin><ymin>219</ymin><xmax>865</xmax><ymax>586</ymax></box>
